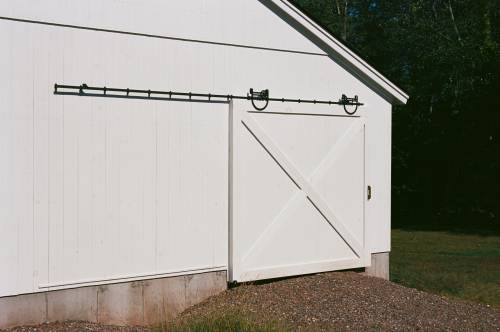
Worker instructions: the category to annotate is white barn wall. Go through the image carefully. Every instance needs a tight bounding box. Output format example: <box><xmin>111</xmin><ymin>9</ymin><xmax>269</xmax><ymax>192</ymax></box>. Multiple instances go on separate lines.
<box><xmin>0</xmin><ymin>22</ymin><xmax>35</xmax><ymax>296</ymax></box>
<box><xmin>0</xmin><ymin>0</ymin><xmax>392</xmax><ymax>297</ymax></box>
<box><xmin>0</xmin><ymin>0</ymin><xmax>322</xmax><ymax>54</ymax></box>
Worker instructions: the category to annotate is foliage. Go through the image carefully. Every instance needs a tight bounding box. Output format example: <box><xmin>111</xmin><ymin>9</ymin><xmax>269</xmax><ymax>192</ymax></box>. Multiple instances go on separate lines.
<box><xmin>155</xmin><ymin>311</ymin><xmax>284</xmax><ymax>332</ymax></box>
<box><xmin>291</xmin><ymin>0</ymin><xmax>500</xmax><ymax>233</ymax></box>
<box><xmin>391</xmin><ymin>229</ymin><xmax>500</xmax><ymax>308</ymax></box>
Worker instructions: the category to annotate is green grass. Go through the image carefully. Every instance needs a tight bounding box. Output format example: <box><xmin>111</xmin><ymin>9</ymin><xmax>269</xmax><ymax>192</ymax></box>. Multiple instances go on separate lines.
<box><xmin>391</xmin><ymin>229</ymin><xmax>500</xmax><ymax>308</ymax></box>
<box><xmin>155</xmin><ymin>311</ymin><xmax>285</xmax><ymax>332</ymax></box>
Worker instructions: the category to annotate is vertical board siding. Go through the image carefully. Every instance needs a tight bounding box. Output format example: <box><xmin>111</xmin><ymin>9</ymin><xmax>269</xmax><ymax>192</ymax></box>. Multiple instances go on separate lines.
<box><xmin>0</xmin><ymin>0</ymin><xmax>322</xmax><ymax>55</ymax></box>
<box><xmin>40</xmin><ymin>98</ymin><xmax>229</xmax><ymax>288</ymax></box>
<box><xmin>0</xmin><ymin>22</ymin><xmax>231</xmax><ymax>296</ymax></box>
<box><xmin>0</xmin><ymin>0</ymin><xmax>391</xmax><ymax>296</ymax></box>
<box><xmin>0</xmin><ymin>22</ymin><xmax>19</xmax><ymax>296</ymax></box>
<box><xmin>0</xmin><ymin>22</ymin><xmax>35</xmax><ymax>296</ymax></box>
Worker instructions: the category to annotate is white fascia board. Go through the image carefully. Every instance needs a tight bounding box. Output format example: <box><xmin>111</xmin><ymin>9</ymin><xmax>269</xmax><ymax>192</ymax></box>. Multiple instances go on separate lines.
<box><xmin>265</xmin><ymin>0</ymin><xmax>409</xmax><ymax>105</ymax></box>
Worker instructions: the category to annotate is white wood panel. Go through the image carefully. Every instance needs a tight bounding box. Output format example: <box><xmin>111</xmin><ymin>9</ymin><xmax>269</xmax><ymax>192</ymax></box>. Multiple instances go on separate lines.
<box><xmin>156</xmin><ymin>102</ymin><xmax>229</xmax><ymax>273</ymax></box>
<box><xmin>364</xmin><ymin>97</ymin><xmax>393</xmax><ymax>253</ymax></box>
<box><xmin>0</xmin><ymin>0</ymin><xmax>323</xmax><ymax>55</ymax></box>
<box><xmin>39</xmin><ymin>96</ymin><xmax>228</xmax><ymax>288</ymax></box>
<box><xmin>0</xmin><ymin>22</ymin><xmax>232</xmax><ymax>296</ymax></box>
<box><xmin>0</xmin><ymin>22</ymin><xmax>36</xmax><ymax>297</ymax></box>
<box><xmin>0</xmin><ymin>22</ymin><xmax>19</xmax><ymax>297</ymax></box>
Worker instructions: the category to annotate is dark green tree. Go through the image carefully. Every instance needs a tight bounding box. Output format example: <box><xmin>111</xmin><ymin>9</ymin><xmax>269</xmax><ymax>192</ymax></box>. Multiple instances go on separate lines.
<box><xmin>292</xmin><ymin>0</ymin><xmax>500</xmax><ymax>233</ymax></box>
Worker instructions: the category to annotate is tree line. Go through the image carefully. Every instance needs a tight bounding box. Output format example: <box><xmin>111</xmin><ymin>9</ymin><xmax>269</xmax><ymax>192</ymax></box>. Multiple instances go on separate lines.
<box><xmin>292</xmin><ymin>0</ymin><xmax>500</xmax><ymax>234</ymax></box>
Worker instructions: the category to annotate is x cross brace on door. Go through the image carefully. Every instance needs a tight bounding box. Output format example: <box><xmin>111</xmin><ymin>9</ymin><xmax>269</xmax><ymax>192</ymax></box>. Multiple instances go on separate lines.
<box><xmin>239</xmin><ymin>113</ymin><xmax>368</xmax><ymax>263</ymax></box>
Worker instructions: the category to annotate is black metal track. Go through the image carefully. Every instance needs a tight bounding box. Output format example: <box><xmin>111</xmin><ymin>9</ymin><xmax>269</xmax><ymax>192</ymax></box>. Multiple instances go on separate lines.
<box><xmin>54</xmin><ymin>84</ymin><xmax>363</xmax><ymax>114</ymax></box>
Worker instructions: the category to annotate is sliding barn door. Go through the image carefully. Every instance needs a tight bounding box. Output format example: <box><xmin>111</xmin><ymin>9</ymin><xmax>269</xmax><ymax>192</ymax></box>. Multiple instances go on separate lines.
<box><xmin>230</xmin><ymin>102</ymin><xmax>369</xmax><ymax>282</ymax></box>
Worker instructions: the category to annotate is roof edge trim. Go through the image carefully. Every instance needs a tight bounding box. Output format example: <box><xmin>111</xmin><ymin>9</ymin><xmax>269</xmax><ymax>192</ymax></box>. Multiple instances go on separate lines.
<box><xmin>269</xmin><ymin>0</ymin><xmax>409</xmax><ymax>105</ymax></box>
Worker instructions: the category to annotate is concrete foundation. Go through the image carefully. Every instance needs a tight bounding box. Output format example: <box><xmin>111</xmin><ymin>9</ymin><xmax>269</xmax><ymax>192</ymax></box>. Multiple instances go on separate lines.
<box><xmin>364</xmin><ymin>252</ymin><xmax>390</xmax><ymax>280</ymax></box>
<box><xmin>0</xmin><ymin>270</ymin><xmax>227</xmax><ymax>329</ymax></box>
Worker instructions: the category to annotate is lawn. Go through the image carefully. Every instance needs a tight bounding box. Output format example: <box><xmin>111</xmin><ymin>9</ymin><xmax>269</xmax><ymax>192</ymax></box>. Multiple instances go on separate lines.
<box><xmin>391</xmin><ymin>229</ymin><xmax>500</xmax><ymax>308</ymax></box>
<box><xmin>157</xmin><ymin>312</ymin><xmax>284</xmax><ymax>332</ymax></box>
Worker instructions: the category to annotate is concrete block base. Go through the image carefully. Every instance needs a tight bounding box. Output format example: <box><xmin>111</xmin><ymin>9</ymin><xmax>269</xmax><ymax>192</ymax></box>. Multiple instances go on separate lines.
<box><xmin>364</xmin><ymin>252</ymin><xmax>389</xmax><ymax>280</ymax></box>
<box><xmin>0</xmin><ymin>270</ymin><xmax>227</xmax><ymax>330</ymax></box>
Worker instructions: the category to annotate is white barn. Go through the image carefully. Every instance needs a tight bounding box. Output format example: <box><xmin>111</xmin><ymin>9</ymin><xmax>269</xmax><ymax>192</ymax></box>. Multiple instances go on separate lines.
<box><xmin>0</xmin><ymin>0</ymin><xmax>408</xmax><ymax>328</ymax></box>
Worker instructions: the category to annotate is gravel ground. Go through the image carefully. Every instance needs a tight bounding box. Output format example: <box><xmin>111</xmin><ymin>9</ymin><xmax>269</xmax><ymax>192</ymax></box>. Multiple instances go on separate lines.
<box><xmin>3</xmin><ymin>321</ymin><xmax>147</xmax><ymax>332</ymax></box>
<box><xmin>4</xmin><ymin>272</ymin><xmax>499</xmax><ymax>331</ymax></box>
<box><xmin>180</xmin><ymin>272</ymin><xmax>500</xmax><ymax>331</ymax></box>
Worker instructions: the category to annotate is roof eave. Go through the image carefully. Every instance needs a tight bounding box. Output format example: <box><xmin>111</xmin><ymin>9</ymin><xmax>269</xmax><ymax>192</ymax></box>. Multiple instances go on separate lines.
<box><xmin>263</xmin><ymin>0</ymin><xmax>409</xmax><ymax>105</ymax></box>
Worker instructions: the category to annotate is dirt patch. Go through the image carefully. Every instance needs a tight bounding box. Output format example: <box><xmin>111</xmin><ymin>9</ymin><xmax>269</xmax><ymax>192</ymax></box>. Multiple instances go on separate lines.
<box><xmin>180</xmin><ymin>272</ymin><xmax>499</xmax><ymax>331</ymax></box>
<box><xmin>4</xmin><ymin>272</ymin><xmax>499</xmax><ymax>331</ymax></box>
